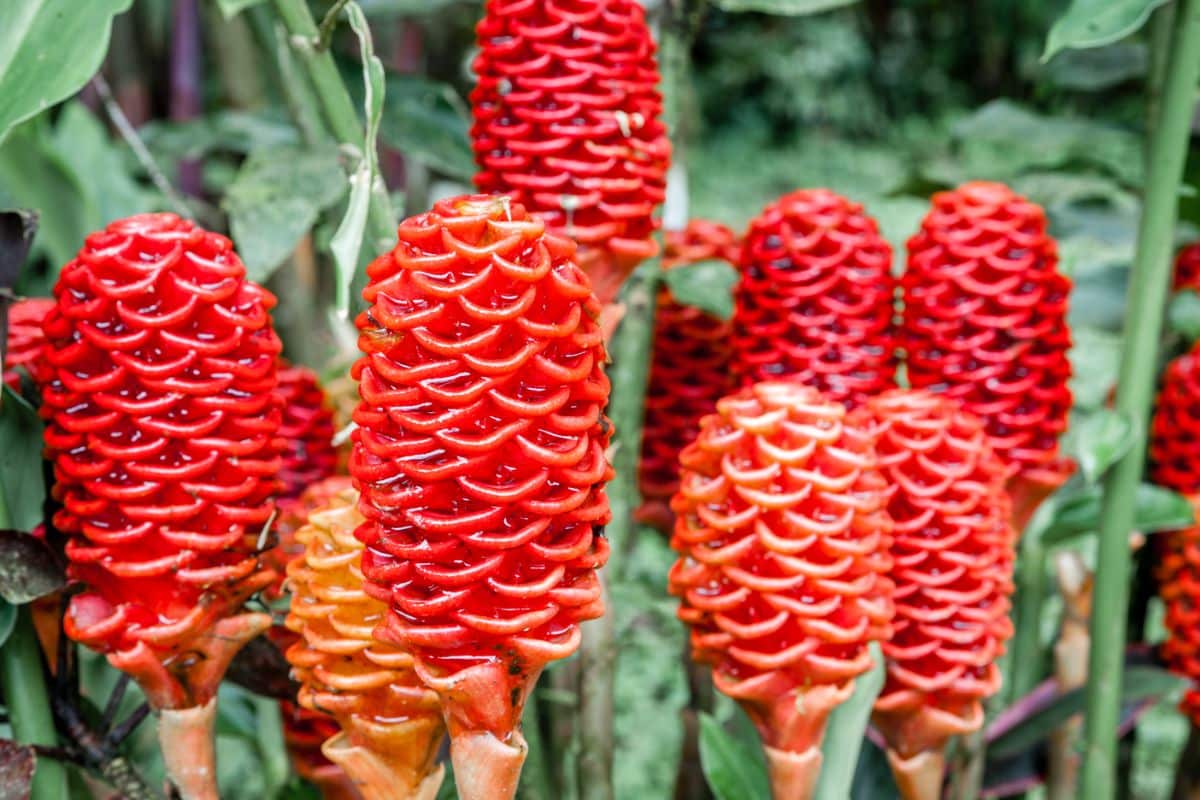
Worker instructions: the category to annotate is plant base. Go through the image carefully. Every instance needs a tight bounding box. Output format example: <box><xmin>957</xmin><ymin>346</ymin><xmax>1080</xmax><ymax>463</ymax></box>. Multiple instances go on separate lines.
<box><xmin>158</xmin><ymin>698</ymin><xmax>218</xmax><ymax>800</ymax></box>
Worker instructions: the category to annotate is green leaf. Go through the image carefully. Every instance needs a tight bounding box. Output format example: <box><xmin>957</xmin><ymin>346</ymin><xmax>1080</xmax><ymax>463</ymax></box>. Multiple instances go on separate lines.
<box><xmin>0</xmin><ymin>0</ymin><xmax>133</xmax><ymax>143</ymax></box>
<box><xmin>357</xmin><ymin>0</ymin><xmax>466</xmax><ymax>16</ymax></box>
<box><xmin>814</xmin><ymin>642</ymin><xmax>885</xmax><ymax>800</ymax></box>
<box><xmin>661</xmin><ymin>259</ymin><xmax>739</xmax><ymax>321</ymax></box>
<box><xmin>0</xmin><ymin>600</ymin><xmax>17</xmax><ymax>648</ymax></box>
<box><xmin>380</xmin><ymin>75</ymin><xmax>474</xmax><ymax>181</ymax></box>
<box><xmin>1069</xmin><ymin>327</ymin><xmax>1123</xmax><ymax>409</ymax></box>
<box><xmin>1168</xmin><ymin>290</ymin><xmax>1200</xmax><ymax>342</ymax></box>
<box><xmin>1044</xmin><ymin>0</ymin><xmax>1170</xmax><ymax>62</ymax></box>
<box><xmin>330</xmin><ymin>2</ymin><xmax>385</xmax><ymax>318</ymax></box>
<box><xmin>140</xmin><ymin>110</ymin><xmax>302</xmax><ymax>162</ymax></box>
<box><xmin>0</xmin><ymin>386</ymin><xmax>45</xmax><ymax>533</ymax></box>
<box><xmin>1041</xmin><ymin>42</ymin><xmax>1148</xmax><ymax>91</ymax></box>
<box><xmin>1061</xmin><ymin>409</ymin><xmax>1136</xmax><ymax>484</ymax></box>
<box><xmin>0</xmin><ymin>532</ymin><xmax>66</xmax><ymax>604</ymax></box>
<box><xmin>1030</xmin><ymin>481</ymin><xmax>1195</xmax><ymax>547</ymax></box>
<box><xmin>699</xmin><ymin>712</ymin><xmax>771</xmax><ymax>800</ymax></box>
<box><xmin>989</xmin><ymin>665</ymin><xmax>1187</xmax><ymax>759</ymax></box>
<box><xmin>222</xmin><ymin>144</ymin><xmax>346</xmax><ymax>283</ymax></box>
<box><xmin>711</xmin><ymin>0</ymin><xmax>859</xmax><ymax>15</ymax></box>
<box><xmin>215</xmin><ymin>0</ymin><xmax>266</xmax><ymax>18</ymax></box>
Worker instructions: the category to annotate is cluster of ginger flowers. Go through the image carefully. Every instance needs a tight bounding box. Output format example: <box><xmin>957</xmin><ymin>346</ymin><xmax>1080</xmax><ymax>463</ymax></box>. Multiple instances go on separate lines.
<box><xmin>1</xmin><ymin>3</ymin><xmax>1088</xmax><ymax>800</ymax></box>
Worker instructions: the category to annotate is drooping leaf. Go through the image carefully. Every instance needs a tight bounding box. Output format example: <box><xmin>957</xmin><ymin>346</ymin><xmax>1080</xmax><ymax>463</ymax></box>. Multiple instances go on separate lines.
<box><xmin>1169</xmin><ymin>290</ymin><xmax>1200</xmax><ymax>342</ymax></box>
<box><xmin>215</xmin><ymin>0</ymin><xmax>266</xmax><ymax>18</ymax></box>
<box><xmin>0</xmin><ymin>739</ymin><xmax>35</xmax><ymax>800</ymax></box>
<box><xmin>0</xmin><ymin>531</ymin><xmax>65</xmax><ymax>604</ymax></box>
<box><xmin>330</xmin><ymin>2</ymin><xmax>386</xmax><ymax>318</ymax></box>
<box><xmin>1030</xmin><ymin>481</ymin><xmax>1195</xmax><ymax>547</ymax></box>
<box><xmin>711</xmin><ymin>0</ymin><xmax>859</xmax><ymax>15</ymax></box>
<box><xmin>380</xmin><ymin>75</ymin><xmax>474</xmax><ymax>181</ymax></box>
<box><xmin>661</xmin><ymin>259</ymin><xmax>739</xmax><ymax>321</ymax></box>
<box><xmin>1043</xmin><ymin>0</ymin><xmax>1170</xmax><ymax>62</ymax></box>
<box><xmin>222</xmin><ymin>144</ymin><xmax>346</xmax><ymax>282</ymax></box>
<box><xmin>0</xmin><ymin>0</ymin><xmax>133</xmax><ymax>143</ymax></box>
<box><xmin>698</xmin><ymin>712</ymin><xmax>771</xmax><ymax>800</ymax></box>
<box><xmin>0</xmin><ymin>601</ymin><xmax>16</xmax><ymax>649</ymax></box>
<box><xmin>1061</xmin><ymin>408</ymin><xmax>1136</xmax><ymax>484</ymax></box>
<box><xmin>815</xmin><ymin>642</ymin><xmax>885</xmax><ymax>800</ymax></box>
<box><xmin>0</xmin><ymin>386</ymin><xmax>46</xmax><ymax>534</ymax></box>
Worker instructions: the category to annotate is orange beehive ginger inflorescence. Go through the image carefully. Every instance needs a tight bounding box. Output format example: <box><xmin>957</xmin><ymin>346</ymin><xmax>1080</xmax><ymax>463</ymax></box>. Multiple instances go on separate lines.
<box><xmin>903</xmin><ymin>182</ymin><xmax>1073</xmax><ymax>525</ymax></box>
<box><xmin>285</xmin><ymin>480</ymin><xmax>446</xmax><ymax>800</ymax></box>
<box><xmin>638</xmin><ymin>220</ymin><xmax>740</xmax><ymax>531</ymax></box>
<box><xmin>39</xmin><ymin>213</ymin><xmax>283</xmax><ymax>799</ymax></box>
<box><xmin>1150</xmin><ymin>341</ymin><xmax>1200</xmax><ymax>723</ymax></box>
<box><xmin>668</xmin><ymin>381</ymin><xmax>894</xmax><ymax>800</ymax></box>
<box><xmin>732</xmin><ymin>189</ymin><xmax>897</xmax><ymax>409</ymax></box>
<box><xmin>350</xmin><ymin>195</ymin><xmax>613</xmax><ymax>800</ymax></box>
<box><xmin>4</xmin><ymin>297</ymin><xmax>54</xmax><ymax>390</ymax></box>
<box><xmin>863</xmin><ymin>390</ymin><xmax>1015</xmax><ymax>800</ymax></box>
<box><xmin>470</xmin><ymin>0</ymin><xmax>671</xmax><ymax>305</ymax></box>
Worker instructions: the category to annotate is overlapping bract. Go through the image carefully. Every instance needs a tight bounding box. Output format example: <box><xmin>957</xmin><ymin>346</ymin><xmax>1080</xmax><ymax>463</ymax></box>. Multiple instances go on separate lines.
<box><xmin>276</xmin><ymin>361</ymin><xmax>338</xmax><ymax>502</ymax></box>
<box><xmin>350</xmin><ymin>195</ymin><xmax>612</xmax><ymax>796</ymax></box>
<box><xmin>669</xmin><ymin>382</ymin><xmax>893</xmax><ymax>796</ymax></box>
<box><xmin>40</xmin><ymin>213</ymin><xmax>282</xmax><ymax>709</ymax></box>
<box><xmin>1150</xmin><ymin>342</ymin><xmax>1200</xmax><ymax>722</ymax></box>
<box><xmin>1176</xmin><ymin>242</ymin><xmax>1200</xmax><ymax>292</ymax></box>
<box><xmin>732</xmin><ymin>189</ymin><xmax>896</xmax><ymax>408</ymax></box>
<box><xmin>903</xmin><ymin>182</ymin><xmax>1072</xmax><ymax>477</ymax></box>
<box><xmin>471</xmin><ymin>0</ymin><xmax>670</xmax><ymax>302</ymax></box>
<box><xmin>4</xmin><ymin>297</ymin><xmax>53</xmax><ymax>390</ymax></box>
<box><xmin>864</xmin><ymin>390</ymin><xmax>1014</xmax><ymax>778</ymax></box>
<box><xmin>639</xmin><ymin>221</ymin><xmax>739</xmax><ymax>530</ymax></box>
<box><xmin>285</xmin><ymin>481</ymin><xmax>445</xmax><ymax>800</ymax></box>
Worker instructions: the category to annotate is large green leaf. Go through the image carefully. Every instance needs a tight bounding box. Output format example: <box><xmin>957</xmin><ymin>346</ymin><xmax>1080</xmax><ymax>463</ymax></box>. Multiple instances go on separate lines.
<box><xmin>1044</xmin><ymin>0</ymin><xmax>1170</xmax><ymax>62</ymax></box>
<box><xmin>222</xmin><ymin>144</ymin><xmax>346</xmax><ymax>283</ymax></box>
<box><xmin>814</xmin><ymin>643</ymin><xmax>885</xmax><ymax>800</ymax></box>
<box><xmin>1029</xmin><ymin>481</ymin><xmax>1195</xmax><ymax>547</ymax></box>
<box><xmin>380</xmin><ymin>75</ymin><xmax>474</xmax><ymax>181</ymax></box>
<box><xmin>0</xmin><ymin>386</ymin><xmax>45</xmax><ymax>534</ymax></box>
<box><xmin>0</xmin><ymin>0</ymin><xmax>133</xmax><ymax>143</ymax></box>
<box><xmin>699</xmin><ymin>712</ymin><xmax>771</xmax><ymax>800</ymax></box>
<box><xmin>662</xmin><ymin>259</ymin><xmax>739</xmax><ymax>321</ymax></box>
<box><xmin>1061</xmin><ymin>408</ymin><xmax>1136</xmax><ymax>484</ymax></box>
<box><xmin>712</xmin><ymin>0</ymin><xmax>859</xmax><ymax>14</ymax></box>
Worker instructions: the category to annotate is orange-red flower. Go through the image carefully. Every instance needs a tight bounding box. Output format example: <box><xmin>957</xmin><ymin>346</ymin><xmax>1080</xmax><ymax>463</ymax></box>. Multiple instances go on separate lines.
<box><xmin>669</xmin><ymin>381</ymin><xmax>894</xmax><ymax>799</ymax></box>
<box><xmin>350</xmin><ymin>195</ymin><xmax>612</xmax><ymax>800</ymax></box>
<box><xmin>732</xmin><ymin>189</ymin><xmax>896</xmax><ymax>408</ymax></box>
<box><xmin>276</xmin><ymin>361</ymin><xmax>338</xmax><ymax>502</ymax></box>
<box><xmin>639</xmin><ymin>220</ymin><xmax>739</xmax><ymax>530</ymax></box>
<box><xmin>1175</xmin><ymin>241</ymin><xmax>1200</xmax><ymax>292</ymax></box>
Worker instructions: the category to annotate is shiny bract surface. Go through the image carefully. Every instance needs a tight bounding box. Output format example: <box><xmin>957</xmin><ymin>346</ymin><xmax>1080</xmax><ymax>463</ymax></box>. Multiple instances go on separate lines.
<box><xmin>277</xmin><ymin>361</ymin><xmax>339</xmax><ymax>502</ymax></box>
<box><xmin>4</xmin><ymin>297</ymin><xmax>54</xmax><ymax>390</ymax></box>
<box><xmin>1175</xmin><ymin>242</ymin><xmax>1200</xmax><ymax>292</ymax></box>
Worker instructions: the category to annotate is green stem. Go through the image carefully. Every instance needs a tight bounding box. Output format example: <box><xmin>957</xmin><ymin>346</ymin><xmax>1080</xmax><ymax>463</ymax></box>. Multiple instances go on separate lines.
<box><xmin>1081</xmin><ymin>5</ymin><xmax>1200</xmax><ymax>797</ymax></box>
<box><xmin>1</xmin><ymin>607</ymin><xmax>67</xmax><ymax>799</ymax></box>
<box><xmin>1008</xmin><ymin>537</ymin><xmax>1048</xmax><ymax>703</ymax></box>
<box><xmin>576</xmin><ymin>580</ymin><xmax>616</xmax><ymax>800</ymax></box>
<box><xmin>1146</xmin><ymin>2</ymin><xmax>1178</xmax><ymax>161</ymax></box>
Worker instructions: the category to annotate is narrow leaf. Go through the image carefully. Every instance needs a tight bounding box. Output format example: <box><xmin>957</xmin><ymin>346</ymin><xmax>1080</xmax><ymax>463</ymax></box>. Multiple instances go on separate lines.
<box><xmin>0</xmin><ymin>531</ymin><xmax>65</xmax><ymax>604</ymax></box>
<box><xmin>1168</xmin><ymin>290</ymin><xmax>1200</xmax><ymax>342</ymax></box>
<box><xmin>661</xmin><ymin>260</ymin><xmax>739</xmax><ymax>321</ymax></box>
<box><xmin>330</xmin><ymin>2</ymin><xmax>386</xmax><ymax>318</ymax></box>
<box><xmin>0</xmin><ymin>601</ymin><xmax>16</xmax><ymax>649</ymax></box>
<box><xmin>0</xmin><ymin>386</ymin><xmax>45</xmax><ymax>533</ymax></box>
<box><xmin>699</xmin><ymin>712</ymin><xmax>771</xmax><ymax>800</ymax></box>
<box><xmin>711</xmin><ymin>0</ymin><xmax>859</xmax><ymax>15</ymax></box>
<box><xmin>1061</xmin><ymin>408</ymin><xmax>1136</xmax><ymax>484</ymax></box>
<box><xmin>815</xmin><ymin>642</ymin><xmax>885</xmax><ymax>800</ymax></box>
<box><xmin>1043</xmin><ymin>0</ymin><xmax>1170</xmax><ymax>62</ymax></box>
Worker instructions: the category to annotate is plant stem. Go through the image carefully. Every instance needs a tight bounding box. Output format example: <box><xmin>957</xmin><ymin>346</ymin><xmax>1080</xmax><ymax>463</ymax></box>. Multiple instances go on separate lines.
<box><xmin>1146</xmin><ymin>2</ymin><xmax>1178</xmax><ymax>162</ymax></box>
<box><xmin>577</xmin><ymin>580</ymin><xmax>616</xmax><ymax>800</ymax></box>
<box><xmin>1008</xmin><ymin>535</ymin><xmax>1048</xmax><ymax>703</ymax></box>
<box><xmin>0</xmin><ymin>487</ymin><xmax>67</xmax><ymax>800</ymax></box>
<box><xmin>1081</xmin><ymin>5</ymin><xmax>1200</xmax><ymax>797</ymax></box>
<box><xmin>170</xmin><ymin>0</ymin><xmax>203</xmax><ymax>197</ymax></box>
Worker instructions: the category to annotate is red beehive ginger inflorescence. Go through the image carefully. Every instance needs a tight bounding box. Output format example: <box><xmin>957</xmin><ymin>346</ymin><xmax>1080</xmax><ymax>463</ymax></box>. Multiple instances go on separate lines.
<box><xmin>1150</xmin><ymin>341</ymin><xmax>1200</xmax><ymax>723</ymax></box>
<box><xmin>669</xmin><ymin>381</ymin><xmax>894</xmax><ymax>799</ymax></box>
<box><xmin>276</xmin><ymin>360</ymin><xmax>339</xmax><ymax>503</ymax></box>
<box><xmin>350</xmin><ymin>195</ymin><xmax>613</xmax><ymax>800</ymax></box>
<box><xmin>638</xmin><ymin>220</ymin><xmax>739</xmax><ymax>531</ymax></box>
<box><xmin>732</xmin><ymin>189</ymin><xmax>897</xmax><ymax>409</ymax></box>
<box><xmin>285</xmin><ymin>480</ymin><xmax>446</xmax><ymax>800</ymax></box>
<box><xmin>471</xmin><ymin>0</ymin><xmax>671</xmax><ymax>305</ymax></box>
<box><xmin>4</xmin><ymin>297</ymin><xmax>54</xmax><ymax>390</ymax></box>
<box><xmin>903</xmin><ymin>182</ymin><xmax>1073</xmax><ymax>524</ymax></box>
<box><xmin>863</xmin><ymin>390</ymin><xmax>1015</xmax><ymax>800</ymax></box>
<box><xmin>39</xmin><ymin>213</ymin><xmax>283</xmax><ymax>798</ymax></box>
<box><xmin>1175</xmin><ymin>241</ymin><xmax>1200</xmax><ymax>292</ymax></box>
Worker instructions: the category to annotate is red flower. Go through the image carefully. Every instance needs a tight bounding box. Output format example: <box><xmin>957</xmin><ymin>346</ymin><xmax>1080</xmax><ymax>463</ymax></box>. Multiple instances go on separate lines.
<box><xmin>40</xmin><ymin>213</ymin><xmax>282</xmax><ymax>711</ymax></box>
<box><xmin>732</xmin><ymin>189</ymin><xmax>896</xmax><ymax>408</ymax></box>
<box><xmin>639</xmin><ymin>220</ymin><xmax>739</xmax><ymax>530</ymax></box>
<box><xmin>471</xmin><ymin>0</ymin><xmax>670</xmax><ymax>303</ymax></box>
<box><xmin>350</xmin><ymin>195</ymin><xmax>612</xmax><ymax>800</ymax></box>
<box><xmin>865</xmin><ymin>390</ymin><xmax>1015</xmax><ymax>796</ymax></box>
<box><xmin>669</xmin><ymin>381</ymin><xmax>894</xmax><ymax>799</ymax></box>
<box><xmin>4</xmin><ymin>297</ymin><xmax>54</xmax><ymax>390</ymax></box>
<box><xmin>1175</xmin><ymin>242</ymin><xmax>1200</xmax><ymax>292</ymax></box>
<box><xmin>903</xmin><ymin>182</ymin><xmax>1072</xmax><ymax>477</ymax></box>
<box><xmin>276</xmin><ymin>360</ymin><xmax>338</xmax><ymax>501</ymax></box>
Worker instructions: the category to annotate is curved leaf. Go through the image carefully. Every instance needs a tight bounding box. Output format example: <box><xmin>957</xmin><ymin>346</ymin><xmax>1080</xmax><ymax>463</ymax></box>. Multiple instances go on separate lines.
<box><xmin>0</xmin><ymin>386</ymin><xmax>45</xmax><ymax>534</ymax></box>
<box><xmin>1044</xmin><ymin>0</ymin><xmax>1170</xmax><ymax>62</ymax></box>
<box><xmin>661</xmin><ymin>259</ymin><xmax>739</xmax><ymax>321</ymax></box>
<box><xmin>712</xmin><ymin>0</ymin><xmax>859</xmax><ymax>14</ymax></box>
<box><xmin>699</xmin><ymin>712</ymin><xmax>771</xmax><ymax>800</ymax></box>
<box><xmin>1061</xmin><ymin>408</ymin><xmax>1136</xmax><ymax>484</ymax></box>
<box><xmin>0</xmin><ymin>0</ymin><xmax>133</xmax><ymax>143</ymax></box>
<box><xmin>815</xmin><ymin>643</ymin><xmax>885</xmax><ymax>800</ymax></box>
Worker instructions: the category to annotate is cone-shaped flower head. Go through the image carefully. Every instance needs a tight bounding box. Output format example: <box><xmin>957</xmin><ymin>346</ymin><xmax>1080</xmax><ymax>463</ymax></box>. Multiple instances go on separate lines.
<box><xmin>277</xmin><ymin>360</ymin><xmax>338</xmax><ymax>502</ymax></box>
<box><xmin>1176</xmin><ymin>242</ymin><xmax>1200</xmax><ymax>292</ymax></box>
<box><xmin>903</xmin><ymin>182</ymin><xmax>1072</xmax><ymax>481</ymax></box>
<box><xmin>732</xmin><ymin>189</ymin><xmax>896</xmax><ymax>408</ymax></box>
<box><xmin>1151</xmin><ymin>342</ymin><xmax>1200</xmax><ymax>723</ymax></box>
<box><xmin>668</xmin><ymin>381</ymin><xmax>894</xmax><ymax>800</ymax></box>
<box><xmin>471</xmin><ymin>0</ymin><xmax>671</xmax><ymax>304</ymax></box>
<box><xmin>40</xmin><ymin>213</ymin><xmax>282</xmax><ymax>712</ymax></box>
<box><xmin>5</xmin><ymin>297</ymin><xmax>54</xmax><ymax>390</ymax></box>
<box><xmin>864</xmin><ymin>390</ymin><xmax>1015</xmax><ymax>800</ymax></box>
<box><xmin>639</xmin><ymin>220</ymin><xmax>739</xmax><ymax>530</ymax></box>
<box><xmin>285</xmin><ymin>480</ymin><xmax>446</xmax><ymax>800</ymax></box>
<box><xmin>350</xmin><ymin>195</ymin><xmax>612</xmax><ymax>800</ymax></box>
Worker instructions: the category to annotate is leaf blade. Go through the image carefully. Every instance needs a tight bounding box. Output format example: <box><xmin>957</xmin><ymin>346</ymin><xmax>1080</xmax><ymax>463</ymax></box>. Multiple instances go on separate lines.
<box><xmin>699</xmin><ymin>712</ymin><xmax>771</xmax><ymax>800</ymax></box>
<box><xmin>814</xmin><ymin>642</ymin><xmax>885</xmax><ymax>800</ymax></box>
<box><xmin>1043</xmin><ymin>0</ymin><xmax>1171</xmax><ymax>62</ymax></box>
